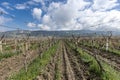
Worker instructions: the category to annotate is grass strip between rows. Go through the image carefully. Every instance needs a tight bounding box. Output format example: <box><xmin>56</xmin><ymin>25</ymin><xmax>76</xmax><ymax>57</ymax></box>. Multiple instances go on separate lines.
<box><xmin>67</xmin><ymin>42</ymin><xmax>120</xmax><ymax>80</ymax></box>
<box><xmin>9</xmin><ymin>42</ymin><xmax>59</xmax><ymax>80</ymax></box>
<box><xmin>80</xmin><ymin>41</ymin><xmax>120</xmax><ymax>56</ymax></box>
<box><xmin>54</xmin><ymin>57</ymin><xmax>61</xmax><ymax>80</ymax></box>
<box><xmin>101</xmin><ymin>61</ymin><xmax>120</xmax><ymax>80</ymax></box>
<box><xmin>68</xmin><ymin>42</ymin><xmax>101</xmax><ymax>75</ymax></box>
<box><xmin>0</xmin><ymin>51</ymin><xmax>20</xmax><ymax>61</ymax></box>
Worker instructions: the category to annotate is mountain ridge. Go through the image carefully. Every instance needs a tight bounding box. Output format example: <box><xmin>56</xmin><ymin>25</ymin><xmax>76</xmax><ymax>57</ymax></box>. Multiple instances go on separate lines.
<box><xmin>0</xmin><ymin>30</ymin><xmax>120</xmax><ymax>37</ymax></box>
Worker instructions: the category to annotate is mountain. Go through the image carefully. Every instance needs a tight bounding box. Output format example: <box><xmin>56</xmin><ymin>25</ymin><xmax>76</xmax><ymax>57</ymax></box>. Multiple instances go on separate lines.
<box><xmin>0</xmin><ymin>30</ymin><xmax>120</xmax><ymax>38</ymax></box>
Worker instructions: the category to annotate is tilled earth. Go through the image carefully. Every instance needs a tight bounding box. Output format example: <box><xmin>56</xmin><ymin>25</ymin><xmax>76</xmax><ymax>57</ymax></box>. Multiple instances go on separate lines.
<box><xmin>81</xmin><ymin>45</ymin><xmax>120</xmax><ymax>71</ymax></box>
<box><xmin>0</xmin><ymin>50</ymin><xmax>39</xmax><ymax>80</ymax></box>
<box><xmin>35</xmin><ymin>43</ymin><xmax>102</xmax><ymax>80</ymax></box>
<box><xmin>2</xmin><ymin>42</ymin><xmax>117</xmax><ymax>80</ymax></box>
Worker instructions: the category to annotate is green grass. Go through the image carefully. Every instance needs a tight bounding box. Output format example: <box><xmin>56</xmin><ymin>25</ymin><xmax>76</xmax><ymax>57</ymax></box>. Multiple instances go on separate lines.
<box><xmin>80</xmin><ymin>41</ymin><xmax>120</xmax><ymax>56</ymax></box>
<box><xmin>0</xmin><ymin>51</ymin><xmax>20</xmax><ymax>61</ymax></box>
<box><xmin>101</xmin><ymin>62</ymin><xmax>120</xmax><ymax>80</ymax></box>
<box><xmin>107</xmin><ymin>48</ymin><xmax>120</xmax><ymax>55</ymax></box>
<box><xmin>67</xmin><ymin>41</ymin><xmax>101</xmax><ymax>75</ymax></box>
<box><xmin>67</xmin><ymin>41</ymin><xmax>120</xmax><ymax>80</ymax></box>
<box><xmin>9</xmin><ymin>42</ymin><xmax>59</xmax><ymax>80</ymax></box>
<box><xmin>77</xmin><ymin>48</ymin><xmax>101</xmax><ymax>75</ymax></box>
<box><xmin>30</xmin><ymin>43</ymin><xmax>39</xmax><ymax>50</ymax></box>
<box><xmin>54</xmin><ymin>57</ymin><xmax>61</xmax><ymax>80</ymax></box>
<box><xmin>78</xmin><ymin>47</ymin><xmax>120</xmax><ymax>80</ymax></box>
<box><xmin>0</xmin><ymin>53</ymin><xmax>14</xmax><ymax>61</ymax></box>
<box><xmin>3</xmin><ymin>45</ymin><xmax>13</xmax><ymax>51</ymax></box>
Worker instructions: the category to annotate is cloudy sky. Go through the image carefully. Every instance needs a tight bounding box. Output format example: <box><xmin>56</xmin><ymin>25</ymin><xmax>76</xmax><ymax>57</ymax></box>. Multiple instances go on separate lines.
<box><xmin>0</xmin><ymin>0</ymin><xmax>120</xmax><ymax>31</ymax></box>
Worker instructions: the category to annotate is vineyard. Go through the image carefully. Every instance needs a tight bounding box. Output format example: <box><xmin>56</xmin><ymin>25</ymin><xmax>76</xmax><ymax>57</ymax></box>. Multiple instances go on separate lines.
<box><xmin>0</xmin><ymin>32</ymin><xmax>120</xmax><ymax>80</ymax></box>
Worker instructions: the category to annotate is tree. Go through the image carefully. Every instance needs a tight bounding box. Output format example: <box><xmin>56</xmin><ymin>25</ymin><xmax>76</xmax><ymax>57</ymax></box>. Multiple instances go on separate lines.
<box><xmin>102</xmin><ymin>31</ymin><xmax>112</xmax><ymax>51</ymax></box>
<box><xmin>0</xmin><ymin>35</ymin><xmax>5</xmax><ymax>53</ymax></box>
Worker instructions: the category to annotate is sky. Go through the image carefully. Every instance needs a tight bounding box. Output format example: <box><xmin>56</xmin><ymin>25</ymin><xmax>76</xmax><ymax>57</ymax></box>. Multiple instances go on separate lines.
<box><xmin>0</xmin><ymin>0</ymin><xmax>120</xmax><ymax>31</ymax></box>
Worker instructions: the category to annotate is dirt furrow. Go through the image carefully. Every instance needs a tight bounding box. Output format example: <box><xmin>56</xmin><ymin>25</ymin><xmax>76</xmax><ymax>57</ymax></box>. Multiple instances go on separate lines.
<box><xmin>35</xmin><ymin>55</ymin><xmax>57</xmax><ymax>80</ymax></box>
<box><xmin>65</xmin><ymin>43</ymin><xmax>102</xmax><ymax>80</ymax></box>
<box><xmin>59</xmin><ymin>44</ymin><xmax>67</xmax><ymax>80</ymax></box>
<box><xmin>0</xmin><ymin>50</ymin><xmax>39</xmax><ymax>80</ymax></box>
<box><xmin>65</xmin><ymin>46</ymin><xmax>87</xmax><ymax>80</ymax></box>
<box><xmin>82</xmin><ymin>48</ymin><xmax>120</xmax><ymax>71</ymax></box>
<box><xmin>34</xmin><ymin>44</ymin><xmax>62</xmax><ymax>80</ymax></box>
<box><xmin>62</xmin><ymin>45</ymin><xmax>76</xmax><ymax>80</ymax></box>
<box><xmin>81</xmin><ymin>46</ymin><xmax>120</xmax><ymax>70</ymax></box>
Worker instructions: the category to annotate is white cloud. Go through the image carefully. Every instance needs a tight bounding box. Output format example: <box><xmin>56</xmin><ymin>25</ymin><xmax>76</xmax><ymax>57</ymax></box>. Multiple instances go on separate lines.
<box><xmin>67</xmin><ymin>0</ymin><xmax>91</xmax><ymax>11</ymax></box>
<box><xmin>1</xmin><ymin>2</ymin><xmax>9</xmax><ymax>6</ymax></box>
<box><xmin>33</xmin><ymin>0</ymin><xmax>45</xmax><ymax>5</ymax></box>
<box><xmin>42</xmin><ymin>15</ymin><xmax>51</xmax><ymax>24</ymax></box>
<box><xmin>15</xmin><ymin>3</ymin><xmax>29</xmax><ymax>10</ymax></box>
<box><xmin>48</xmin><ymin>2</ymin><xmax>61</xmax><ymax>11</ymax></box>
<box><xmin>0</xmin><ymin>7</ymin><xmax>8</xmax><ymax>14</ymax></box>
<box><xmin>40</xmin><ymin>0</ymin><xmax>91</xmax><ymax>30</ymax></box>
<box><xmin>27</xmin><ymin>22</ymin><xmax>36</xmax><ymax>28</ymax></box>
<box><xmin>1</xmin><ymin>2</ymin><xmax>13</xmax><ymax>10</ymax></box>
<box><xmin>0</xmin><ymin>0</ymin><xmax>119</xmax><ymax>31</ymax></box>
<box><xmin>32</xmin><ymin>0</ymin><xmax>47</xmax><ymax>12</ymax></box>
<box><xmin>15</xmin><ymin>0</ymin><xmax>119</xmax><ymax>31</ymax></box>
<box><xmin>0</xmin><ymin>16</ymin><xmax>10</xmax><ymax>24</ymax></box>
<box><xmin>0</xmin><ymin>8</ymin><xmax>12</xmax><ymax>28</ymax></box>
<box><xmin>27</xmin><ymin>22</ymin><xmax>51</xmax><ymax>30</ymax></box>
<box><xmin>0</xmin><ymin>16</ymin><xmax>13</xmax><ymax>31</ymax></box>
<box><xmin>92</xmin><ymin>0</ymin><xmax>119</xmax><ymax>11</ymax></box>
<box><xmin>35</xmin><ymin>0</ymin><xmax>120</xmax><ymax>31</ymax></box>
<box><xmin>77</xmin><ymin>9</ymin><xmax>120</xmax><ymax>31</ymax></box>
<box><xmin>15</xmin><ymin>0</ymin><xmax>39</xmax><ymax>10</ymax></box>
<box><xmin>32</xmin><ymin>8</ymin><xmax>42</xmax><ymax>20</ymax></box>
<box><xmin>38</xmin><ymin>24</ymin><xmax>50</xmax><ymax>30</ymax></box>
<box><xmin>26</xmin><ymin>1</ymin><xmax>37</xmax><ymax>5</ymax></box>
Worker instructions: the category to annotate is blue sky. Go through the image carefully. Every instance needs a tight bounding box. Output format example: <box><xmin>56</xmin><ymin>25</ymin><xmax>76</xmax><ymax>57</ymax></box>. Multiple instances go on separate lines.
<box><xmin>0</xmin><ymin>0</ymin><xmax>120</xmax><ymax>31</ymax></box>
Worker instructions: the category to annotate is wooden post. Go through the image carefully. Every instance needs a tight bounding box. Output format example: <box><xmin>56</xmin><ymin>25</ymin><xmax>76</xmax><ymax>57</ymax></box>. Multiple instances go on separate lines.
<box><xmin>92</xmin><ymin>33</ymin><xmax>96</xmax><ymax>48</ymax></box>
<box><xmin>26</xmin><ymin>42</ymin><xmax>28</xmax><ymax>51</ymax></box>
<box><xmin>15</xmin><ymin>39</ymin><xmax>17</xmax><ymax>52</ymax></box>
<box><xmin>106</xmin><ymin>37</ymin><xmax>109</xmax><ymax>51</ymax></box>
<box><xmin>102</xmin><ymin>31</ymin><xmax>112</xmax><ymax>51</ymax></box>
<box><xmin>23</xmin><ymin>32</ymin><xmax>30</xmax><ymax>74</ymax></box>
<box><xmin>23</xmin><ymin>41</ymin><xmax>28</xmax><ymax>74</ymax></box>
<box><xmin>0</xmin><ymin>35</ymin><xmax>5</xmax><ymax>53</ymax></box>
<box><xmin>0</xmin><ymin>41</ymin><xmax>3</xmax><ymax>53</ymax></box>
<box><xmin>47</xmin><ymin>36</ymin><xmax>51</xmax><ymax>47</ymax></box>
<box><xmin>72</xmin><ymin>35</ymin><xmax>78</xmax><ymax>48</ymax></box>
<box><xmin>25</xmin><ymin>54</ymin><xmax>28</xmax><ymax>73</ymax></box>
<box><xmin>22</xmin><ymin>42</ymin><xmax>25</xmax><ymax>53</ymax></box>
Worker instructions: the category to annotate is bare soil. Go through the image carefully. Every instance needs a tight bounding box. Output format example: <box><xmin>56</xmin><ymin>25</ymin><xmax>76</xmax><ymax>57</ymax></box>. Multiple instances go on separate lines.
<box><xmin>81</xmin><ymin>46</ymin><xmax>120</xmax><ymax>71</ymax></box>
<box><xmin>34</xmin><ymin>42</ymin><xmax>102</xmax><ymax>80</ymax></box>
<box><xmin>0</xmin><ymin>50</ymin><xmax>39</xmax><ymax>80</ymax></box>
